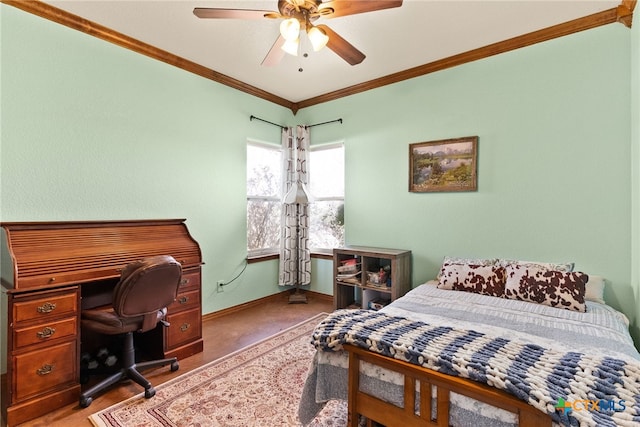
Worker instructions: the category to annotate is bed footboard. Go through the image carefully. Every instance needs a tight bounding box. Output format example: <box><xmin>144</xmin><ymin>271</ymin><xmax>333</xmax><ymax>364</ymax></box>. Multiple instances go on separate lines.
<box><xmin>344</xmin><ymin>344</ymin><xmax>552</xmax><ymax>427</ymax></box>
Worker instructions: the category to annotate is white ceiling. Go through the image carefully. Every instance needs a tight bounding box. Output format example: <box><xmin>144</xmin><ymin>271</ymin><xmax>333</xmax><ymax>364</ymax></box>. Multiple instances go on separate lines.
<box><xmin>44</xmin><ymin>0</ymin><xmax>620</xmax><ymax>102</ymax></box>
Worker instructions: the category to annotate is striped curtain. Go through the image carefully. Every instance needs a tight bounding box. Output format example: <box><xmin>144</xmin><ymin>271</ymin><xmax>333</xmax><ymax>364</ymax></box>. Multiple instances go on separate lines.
<box><xmin>279</xmin><ymin>125</ymin><xmax>311</xmax><ymax>287</ymax></box>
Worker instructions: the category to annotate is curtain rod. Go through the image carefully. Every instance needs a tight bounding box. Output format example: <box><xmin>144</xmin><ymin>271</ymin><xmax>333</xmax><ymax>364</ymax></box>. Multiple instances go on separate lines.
<box><xmin>249</xmin><ymin>115</ymin><xmax>285</xmax><ymax>129</ymax></box>
<box><xmin>306</xmin><ymin>118</ymin><xmax>343</xmax><ymax>128</ymax></box>
<box><xmin>249</xmin><ymin>115</ymin><xmax>343</xmax><ymax>129</ymax></box>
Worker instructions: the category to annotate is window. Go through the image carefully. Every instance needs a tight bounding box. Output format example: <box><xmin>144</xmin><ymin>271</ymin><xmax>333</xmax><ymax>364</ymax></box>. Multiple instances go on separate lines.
<box><xmin>246</xmin><ymin>139</ymin><xmax>344</xmax><ymax>257</ymax></box>
<box><xmin>308</xmin><ymin>142</ymin><xmax>345</xmax><ymax>250</ymax></box>
<box><xmin>247</xmin><ymin>140</ymin><xmax>282</xmax><ymax>256</ymax></box>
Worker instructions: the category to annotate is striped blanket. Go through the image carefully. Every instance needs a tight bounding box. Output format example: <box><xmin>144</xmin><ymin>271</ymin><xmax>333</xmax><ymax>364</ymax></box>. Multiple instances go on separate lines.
<box><xmin>311</xmin><ymin>309</ymin><xmax>640</xmax><ymax>427</ymax></box>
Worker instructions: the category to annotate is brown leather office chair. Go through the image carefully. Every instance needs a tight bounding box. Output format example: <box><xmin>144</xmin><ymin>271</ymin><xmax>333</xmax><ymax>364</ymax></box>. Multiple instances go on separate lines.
<box><xmin>79</xmin><ymin>255</ymin><xmax>182</xmax><ymax>408</ymax></box>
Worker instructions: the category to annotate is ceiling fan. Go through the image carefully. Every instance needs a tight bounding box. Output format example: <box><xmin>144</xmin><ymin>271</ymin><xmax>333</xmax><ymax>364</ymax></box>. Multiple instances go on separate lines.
<box><xmin>193</xmin><ymin>0</ymin><xmax>403</xmax><ymax>66</ymax></box>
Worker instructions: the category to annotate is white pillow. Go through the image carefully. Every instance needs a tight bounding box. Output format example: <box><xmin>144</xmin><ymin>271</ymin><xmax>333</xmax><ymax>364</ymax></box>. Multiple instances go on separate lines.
<box><xmin>585</xmin><ymin>275</ymin><xmax>605</xmax><ymax>304</ymax></box>
<box><xmin>498</xmin><ymin>259</ymin><xmax>574</xmax><ymax>272</ymax></box>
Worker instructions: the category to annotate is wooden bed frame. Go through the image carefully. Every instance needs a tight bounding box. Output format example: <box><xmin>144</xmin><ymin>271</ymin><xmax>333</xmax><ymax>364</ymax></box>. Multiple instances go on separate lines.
<box><xmin>344</xmin><ymin>344</ymin><xmax>553</xmax><ymax>427</ymax></box>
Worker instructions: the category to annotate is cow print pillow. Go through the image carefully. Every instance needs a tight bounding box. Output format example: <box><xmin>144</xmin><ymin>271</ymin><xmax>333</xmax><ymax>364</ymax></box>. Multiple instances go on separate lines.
<box><xmin>437</xmin><ymin>264</ymin><xmax>506</xmax><ymax>297</ymax></box>
<box><xmin>436</xmin><ymin>257</ymin><xmax>498</xmax><ymax>280</ymax></box>
<box><xmin>504</xmin><ymin>265</ymin><xmax>588</xmax><ymax>312</ymax></box>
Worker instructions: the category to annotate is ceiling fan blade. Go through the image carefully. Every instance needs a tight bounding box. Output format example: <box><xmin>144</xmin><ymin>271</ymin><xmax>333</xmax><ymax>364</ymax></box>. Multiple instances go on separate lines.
<box><xmin>319</xmin><ymin>0</ymin><xmax>402</xmax><ymax>18</ymax></box>
<box><xmin>317</xmin><ymin>24</ymin><xmax>365</xmax><ymax>65</ymax></box>
<box><xmin>193</xmin><ymin>8</ymin><xmax>276</xmax><ymax>20</ymax></box>
<box><xmin>262</xmin><ymin>35</ymin><xmax>286</xmax><ymax>66</ymax></box>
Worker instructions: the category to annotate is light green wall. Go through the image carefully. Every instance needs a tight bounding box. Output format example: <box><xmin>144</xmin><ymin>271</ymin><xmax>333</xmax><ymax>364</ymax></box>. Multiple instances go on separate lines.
<box><xmin>1</xmin><ymin>2</ymin><xmax>638</xmax><ymax>356</ymax></box>
<box><xmin>0</xmin><ymin>4</ymin><xmax>296</xmax><ymax>321</ymax></box>
<box><xmin>301</xmin><ymin>23</ymin><xmax>637</xmax><ymax>340</ymax></box>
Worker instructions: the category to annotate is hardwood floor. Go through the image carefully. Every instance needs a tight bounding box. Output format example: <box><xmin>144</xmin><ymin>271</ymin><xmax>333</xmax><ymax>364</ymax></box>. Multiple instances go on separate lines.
<box><xmin>14</xmin><ymin>291</ymin><xmax>333</xmax><ymax>427</ymax></box>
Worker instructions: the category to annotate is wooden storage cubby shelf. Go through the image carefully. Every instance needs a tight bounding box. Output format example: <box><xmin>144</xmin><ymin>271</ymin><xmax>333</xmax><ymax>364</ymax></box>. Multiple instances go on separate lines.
<box><xmin>333</xmin><ymin>246</ymin><xmax>411</xmax><ymax>311</ymax></box>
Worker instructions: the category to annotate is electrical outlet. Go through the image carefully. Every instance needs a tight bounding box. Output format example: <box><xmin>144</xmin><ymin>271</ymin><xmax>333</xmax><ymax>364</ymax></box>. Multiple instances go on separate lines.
<box><xmin>216</xmin><ymin>280</ymin><xmax>225</xmax><ymax>293</ymax></box>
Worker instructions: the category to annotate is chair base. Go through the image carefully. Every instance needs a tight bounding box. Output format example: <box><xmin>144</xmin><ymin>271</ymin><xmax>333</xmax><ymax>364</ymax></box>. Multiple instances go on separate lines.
<box><xmin>79</xmin><ymin>332</ymin><xmax>179</xmax><ymax>408</ymax></box>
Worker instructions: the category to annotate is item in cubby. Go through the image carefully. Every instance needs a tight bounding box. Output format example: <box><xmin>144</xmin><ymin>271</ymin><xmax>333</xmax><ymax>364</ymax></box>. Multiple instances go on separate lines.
<box><xmin>336</xmin><ymin>270</ymin><xmax>361</xmax><ymax>285</ymax></box>
<box><xmin>382</xmin><ymin>265</ymin><xmax>391</xmax><ymax>286</ymax></box>
<box><xmin>366</xmin><ymin>271</ymin><xmax>388</xmax><ymax>288</ymax></box>
<box><xmin>337</xmin><ymin>259</ymin><xmax>361</xmax><ymax>284</ymax></box>
<box><xmin>338</xmin><ymin>259</ymin><xmax>359</xmax><ymax>274</ymax></box>
<box><xmin>366</xmin><ymin>271</ymin><xmax>381</xmax><ymax>284</ymax></box>
<box><xmin>369</xmin><ymin>298</ymin><xmax>390</xmax><ymax>310</ymax></box>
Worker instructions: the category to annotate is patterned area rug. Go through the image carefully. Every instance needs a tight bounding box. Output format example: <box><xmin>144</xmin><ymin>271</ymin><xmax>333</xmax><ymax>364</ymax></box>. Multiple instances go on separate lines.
<box><xmin>89</xmin><ymin>313</ymin><xmax>345</xmax><ymax>427</ymax></box>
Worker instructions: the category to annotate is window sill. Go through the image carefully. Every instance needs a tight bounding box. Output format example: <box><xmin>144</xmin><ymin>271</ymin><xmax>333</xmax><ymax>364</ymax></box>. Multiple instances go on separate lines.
<box><xmin>247</xmin><ymin>252</ymin><xmax>279</xmax><ymax>264</ymax></box>
<box><xmin>310</xmin><ymin>249</ymin><xmax>333</xmax><ymax>260</ymax></box>
<box><xmin>247</xmin><ymin>249</ymin><xmax>334</xmax><ymax>263</ymax></box>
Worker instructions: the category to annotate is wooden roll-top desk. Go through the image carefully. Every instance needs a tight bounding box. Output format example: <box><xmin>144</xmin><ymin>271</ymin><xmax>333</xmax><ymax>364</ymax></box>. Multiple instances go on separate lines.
<box><xmin>0</xmin><ymin>219</ymin><xmax>204</xmax><ymax>426</ymax></box>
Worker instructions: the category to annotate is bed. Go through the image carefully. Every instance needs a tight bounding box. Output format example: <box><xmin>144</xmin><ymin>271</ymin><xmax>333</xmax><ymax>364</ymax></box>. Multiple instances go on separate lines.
<box><xmin>298</xmin><ymin>258</ymin><xmax>640</xmax><ymax>427</ymax></box>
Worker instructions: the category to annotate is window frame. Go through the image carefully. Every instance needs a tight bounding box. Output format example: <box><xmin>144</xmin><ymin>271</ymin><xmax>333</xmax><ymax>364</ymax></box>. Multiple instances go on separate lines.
<box><xmin>246</xmin><ymin>139</ymin><xmax>345</xmax><ymax>263</ymax></box>
<box><xmin>246</xmin><ymin>138</ymin><xmax>283</xmax><ymax>259</ymax></box>
<box><xmin>308</xmin><ymin>141</ymin><xmax>345</xmax><ymax>253</ymax></box>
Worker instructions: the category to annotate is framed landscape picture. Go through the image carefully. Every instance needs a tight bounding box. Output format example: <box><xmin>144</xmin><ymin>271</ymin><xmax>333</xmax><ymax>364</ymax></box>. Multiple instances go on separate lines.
<box><xmin>409</xmin><ymin>136</ymin><xmax>478</xmax><ymax>193</ymax></box>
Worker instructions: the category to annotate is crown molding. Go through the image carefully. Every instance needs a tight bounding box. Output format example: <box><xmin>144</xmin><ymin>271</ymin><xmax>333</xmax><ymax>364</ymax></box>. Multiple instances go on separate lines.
<box><xmin>3</xmin><ymin>0</ymin><xmax>634</xmax><ymax>115</ymax></box>
<box><xmin>617</xmin><ymin>0</ymin><xmax>637</xmax><ymax>27</ymax></box>
<box><xmin>296</xmin><ymin>5</ymin><xmax>632</xmax><ymax>110</ymax></box>
<box><xmin>2</xmin><ymin>0</ymin><xmax>294</xmax><ymax>111</ymax></box>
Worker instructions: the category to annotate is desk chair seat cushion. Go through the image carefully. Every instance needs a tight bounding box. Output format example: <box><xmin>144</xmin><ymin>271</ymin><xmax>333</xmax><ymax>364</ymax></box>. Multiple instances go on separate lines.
<box><xmin>82</xmin><ymin>306</ymin><xmax>168</xmax><ymax>335</ymax></box>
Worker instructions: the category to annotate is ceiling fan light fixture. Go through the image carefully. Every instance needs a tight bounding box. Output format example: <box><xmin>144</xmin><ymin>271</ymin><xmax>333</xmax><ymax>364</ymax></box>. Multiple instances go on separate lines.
<box><xmin>307</xmin><ymin>26</ymin><xmax>328</xmax><ymax>51</ymax></box>
<box><xmin>279</xmin><ymin>18</ymin><xmax>300</xmax><ymax>41</ymax></box>
<box><xmin>281</xmin><ymin>38</ymin><xmax>300</xmax><ymax>56</ymax></box>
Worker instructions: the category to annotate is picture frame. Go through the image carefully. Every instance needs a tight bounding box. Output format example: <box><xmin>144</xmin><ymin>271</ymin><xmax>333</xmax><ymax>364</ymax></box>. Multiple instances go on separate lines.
<box><xmin>409</xmin><ymin>136</ymin><xmax>478</xmax><ymax>193</ymax></box>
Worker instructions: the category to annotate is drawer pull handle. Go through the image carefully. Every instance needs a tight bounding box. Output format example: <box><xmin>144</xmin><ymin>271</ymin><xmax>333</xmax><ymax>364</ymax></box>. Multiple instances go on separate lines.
<box><xmin>36</xmin><ymin>364</ymin><xmax>54</xmax><ymax>376</ymax></box>
<box><xmin>178</xmin><ymin>296</ymin><xmax>189</xmax><ymax>304</ymax></box>
<box><xmin>180</xmin><ymin>323</ymin><xmax>190</xmax><ymax>332</ymax></box>
<box><xmin>37</xmin><ymin>302</ymin><xmax>57</xmax><ymax>313</ymax></box>
<box><xmin>37</xmin><ymin>327</ymin><xmax>56</xmax><ymax>339</ymax></box>
<box><xmin>180</xmin><ymin>278</ymin><xmax>190</xmax><ymax>285</ymax></box>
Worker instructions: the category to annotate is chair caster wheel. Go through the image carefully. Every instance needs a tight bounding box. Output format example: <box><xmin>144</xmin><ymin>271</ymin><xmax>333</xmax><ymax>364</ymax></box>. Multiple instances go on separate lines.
<box><xmin>171</xmin><ymin>361</ymin><xmax>179</xmax><ymax>372</ymax></box>
<box><xmin>80</xmin><ymin>396</ymin><xmax>92</xmax><ymax>408</ymax></box>
<box><xmin>145</xmin><ymin>387</ymin><xmax>156</xmax><ymax>399</ymax></box>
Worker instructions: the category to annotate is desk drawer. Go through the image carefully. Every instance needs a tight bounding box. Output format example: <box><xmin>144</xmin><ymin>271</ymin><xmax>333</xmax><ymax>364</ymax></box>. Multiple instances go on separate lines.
<box><xmin>13</xmin><ymin>289</ymin><xmax>78</xmax><ymax>323</ymax></box>
<box><xmin>12</xmin><ymin>340</ymin><xmax>77</xmax><ymax>403</ymax></box>
<box><xmin>179</xmin><ymin>269</ymin><xmax>200</xmax><ymax>291</ymax></box>
<box><xmin>169</xmin><ymin>289</ymin><xmax>200</xmax><ymax>313</ymax></box>
<box><xmin>165</xmin><ymin>307</ymin><xmax>201</xmax><ymax>350</ymax></box>
<box><xmin>13</xmin><ymin>316</ymin><xmax>77</xmax><ymax>349</ymax></box>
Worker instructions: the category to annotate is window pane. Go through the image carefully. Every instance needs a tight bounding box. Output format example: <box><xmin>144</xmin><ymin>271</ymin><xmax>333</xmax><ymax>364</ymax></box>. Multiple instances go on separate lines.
<box><xmin>247</xmin><ymin>144</ymin><xmax>281</xmax><ymax>198</ymax></box>
<box><xmin>309</xmin><ymin>201</ymin><xmax>344</xmax><ymax>249</ymax></box>
<box><xmin>247</xmin><ymin>200</ymin><xmax>281</xmax><ymax>251</ymax></box>
<box><xmin>247</xmin><ymin>142</ymin><xmax>282</xmax><ymax>253</ymax></box>
<box><xmin>310</xmin><ymin>146</ymin><xmax>344</xmax><ymax>198</ymax></box>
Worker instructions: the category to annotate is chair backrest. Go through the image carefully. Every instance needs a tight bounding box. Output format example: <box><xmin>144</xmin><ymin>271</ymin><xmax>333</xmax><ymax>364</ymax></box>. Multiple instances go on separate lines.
<box><xmin>112</xmin><ymin>255</ymin><xmax>182</xmax><ymax>330</ymax></box>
